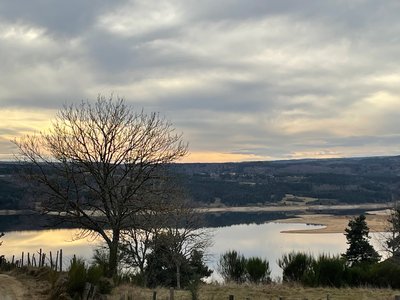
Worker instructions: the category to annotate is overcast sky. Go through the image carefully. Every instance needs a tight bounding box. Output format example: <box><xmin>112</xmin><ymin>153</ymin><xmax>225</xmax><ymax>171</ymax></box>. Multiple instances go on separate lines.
<box><xmin>1</xmin><ymin>0</ymin><xmax>400</xmax><ymax>162</ymax></box>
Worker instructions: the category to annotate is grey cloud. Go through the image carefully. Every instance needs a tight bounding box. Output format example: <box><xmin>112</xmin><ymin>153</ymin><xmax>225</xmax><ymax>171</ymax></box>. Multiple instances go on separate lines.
<box><xmin>0</xmin><ymin>0</ymin><xmax>125</xmax><ymax>36</ymax></box>
<box><xmin>1</xmin><ymin>1</ymin><xmax>400</xmax><ymax>160</ymax></box>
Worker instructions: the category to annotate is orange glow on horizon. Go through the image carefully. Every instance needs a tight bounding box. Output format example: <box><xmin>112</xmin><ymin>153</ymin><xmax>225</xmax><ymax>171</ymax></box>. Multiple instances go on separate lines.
<box><xmin>180</xmin><ymin>151</ymin><xmax>270</xmax><ymax>163</ymax></box>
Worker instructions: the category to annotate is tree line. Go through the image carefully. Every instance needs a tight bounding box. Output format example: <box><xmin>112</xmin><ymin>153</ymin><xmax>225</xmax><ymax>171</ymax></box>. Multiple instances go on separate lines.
<box><xmin>219</xmin><ymin>211</ymin><xmax>400</xmax><ymax>288</ymax></box>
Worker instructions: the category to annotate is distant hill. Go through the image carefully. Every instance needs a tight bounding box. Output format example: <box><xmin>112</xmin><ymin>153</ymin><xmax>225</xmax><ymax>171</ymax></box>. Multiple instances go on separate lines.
<box><xmin>1</xmin><ymin>156</ymin><xmax>400</xmax><ymax>210</ymax></box>
<box><xmin>171</xmin><ymin>156</ymin><xmax>400</xmax><ymax>206</ymax></box>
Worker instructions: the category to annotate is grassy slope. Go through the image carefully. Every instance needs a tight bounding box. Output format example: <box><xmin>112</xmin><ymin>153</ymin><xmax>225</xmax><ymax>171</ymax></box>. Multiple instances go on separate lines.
<box><xmin>112</xmin><ymin>283</ymin><xmax>400</xmax><ymax>300</ymax></box>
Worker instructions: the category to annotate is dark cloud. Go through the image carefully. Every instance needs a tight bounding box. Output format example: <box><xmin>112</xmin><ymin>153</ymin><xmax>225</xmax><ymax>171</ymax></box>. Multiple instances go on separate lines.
<box><xmin>0</xmin><ymin>0</ymin><xmax>125</xmax><ymax>36</ymax></box>
<box><xmin>1</xmin><ymin>0</ymin><xmax>400</xmax><ymax>160</ymax></box>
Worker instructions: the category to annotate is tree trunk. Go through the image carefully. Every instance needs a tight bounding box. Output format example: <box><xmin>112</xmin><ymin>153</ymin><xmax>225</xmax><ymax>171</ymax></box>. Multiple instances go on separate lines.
<box><xmin>176</xmin><ymin>263</ymin><xmax>181</xmax><ymax>289</ymax></box>
<box><xmin>108</xmin><ymin>229</ymin><xmax>120</xmax><ymax>277</ymax></box>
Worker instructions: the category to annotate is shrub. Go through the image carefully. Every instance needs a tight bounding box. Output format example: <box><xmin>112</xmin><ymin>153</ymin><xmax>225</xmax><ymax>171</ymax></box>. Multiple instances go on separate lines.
<box><xmin>67</xmin><ymin>257</ymin><xmax>87</xmax><ymax>298</ymax></box>
<box><xmin>92</xmin><ymin>248</ymin><xmax>110</xmax><ymax>276</ymax></box>
<box><xmin>344</xmin><ymin>262</ymin><xmax>372</xmax><ymax>286</ymax></box>
<box><xmin>246</xmin><ymin>257</ymin><xmax>271</xmax><ymax>283</ymax></box>
<box><xmin>304</xmin><ymin>254</ymin><xmax>347</xmax><ymax>287</ymax></box>
<box><xmin>87</xmin><ymin>264</ymin><xmax>103</xmax><ymax>285</ymax></box>
<box><xmin>369</xmin><ymin>259</ymin><xmax>400</xmax><ymax>288</ymax></box>
<box><xmin>218</xmin><ymin>250</ymin><xmax>247</xmax><ymax>283</ymax></box>
<box><xmin>97</xmin><ymin>278</ymin><xmax>113</xmax><ymax>294</ymax></box>
<box><xmin>278</xmin><ymin>252</ymin><xmax>314</xmax><ymax>282</ymax></box>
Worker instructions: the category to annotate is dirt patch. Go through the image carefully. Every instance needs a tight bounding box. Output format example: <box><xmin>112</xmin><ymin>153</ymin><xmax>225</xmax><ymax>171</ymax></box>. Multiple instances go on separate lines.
<box><xmin>0</xmin><ymin>270</ymin><xmax>50</xmax><ymax>300</ymax></box>
<box><xmin>0</xmin><ymin>274</ymin><xmax>25</xmax><ymax>299</ymax></box>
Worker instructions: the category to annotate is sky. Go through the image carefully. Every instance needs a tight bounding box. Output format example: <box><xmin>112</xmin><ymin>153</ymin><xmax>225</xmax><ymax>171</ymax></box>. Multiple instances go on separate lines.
<box><xmin>1</xmin><ymin>0</ymin><xmax>400</xmax><ymax>162</ymax></box>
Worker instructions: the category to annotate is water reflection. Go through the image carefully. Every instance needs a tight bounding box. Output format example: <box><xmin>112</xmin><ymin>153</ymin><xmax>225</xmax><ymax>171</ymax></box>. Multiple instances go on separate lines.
<box><xmin>209</xmin><ymin>222</ymin><xmax>345</xmax><ymax>280</ymax></box>
<box><xmin>0</xmin><ymin>222</ymin><xmax>383</xmax><ymax>279</ymax></box>
<box><xmin>2</xmin><ymin>229</ymin><xmax>102</xmax><ymax>269</ymax></box>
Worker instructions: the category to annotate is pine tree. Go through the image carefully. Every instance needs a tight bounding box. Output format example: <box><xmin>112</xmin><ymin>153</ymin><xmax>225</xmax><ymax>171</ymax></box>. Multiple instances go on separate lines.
<box><xmin>342</xmin><ymin>214</ymin><xmax>380</xmax><ymax>266</ymax></box>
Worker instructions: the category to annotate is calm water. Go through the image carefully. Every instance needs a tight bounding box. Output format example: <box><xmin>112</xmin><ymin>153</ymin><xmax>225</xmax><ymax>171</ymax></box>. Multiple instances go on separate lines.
<box><xmin>0</xmin><ymin>222</ymin><xmax>383</xmax><ymax>279</ymax></box>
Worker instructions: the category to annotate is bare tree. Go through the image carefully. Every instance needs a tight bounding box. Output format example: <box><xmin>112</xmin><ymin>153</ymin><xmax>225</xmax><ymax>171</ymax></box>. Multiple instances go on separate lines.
<box><xmin>120</xmin><ymin>187</ymin><xmax>212</xmax><ymax>289</ymax></box>
<box><xmin>13</xmin><ymin>96</ymin><xmax>187</xmax><ymax>276</ymax></box>
<box><xmin>383</xmin><ymin>202</ymin><xmax>400</xmax><ymax>259</ymax></box>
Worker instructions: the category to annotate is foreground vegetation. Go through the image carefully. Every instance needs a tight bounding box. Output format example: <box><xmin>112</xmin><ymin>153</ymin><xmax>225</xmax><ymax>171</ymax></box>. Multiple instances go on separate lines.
<box><xmin>111</xmin><ymin>283</ymin><xmax>400</xmax><ymax>300</ymax></box>
<box><xmin>1</xmin><ymin>267</ymin><xmax>399</xmax><ymax>300</ymax></box>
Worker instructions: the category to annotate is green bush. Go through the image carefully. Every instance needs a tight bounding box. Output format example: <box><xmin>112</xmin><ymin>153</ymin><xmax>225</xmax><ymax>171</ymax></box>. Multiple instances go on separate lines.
<box><xmin>246</xmin><ymin>257</ymin><xmax>271</xmax><ymax>283</ymax></box>
<box><xmin>369</xmin><ymin>259</ymin><xmax>400</xmax><ymax>288</ymax></box>
<box><xmin>278</xmin><ymin>252</ymin><xmax>314</xmax><ymax>282</ymax></box>
<box><xmin>344</xmin><ymin>262</ymin><xmax>372</xmax><ymax>286</ymax></box>
<box><xmin>87</xmin><ymin>264</ymin><xmax>103</xmax><ymax>285</ymax></box>
<box><xmin>67</xmin><ymin>257</ymin><xmax>87</xmax><ymax>298</ymax></box>
<box><xmin>303</xmin><ymin>254</ymin><xmax>347</xmax><ymax>287</ymax></box>
<box><xmin>218</xmin><ymin>250</ymin><xmax>247</xmax><ymax>283</ymax></box>
<box><xmin>92</xmin><ymin>248</ymin><xmax>110</xmax><ymax>276</ymax></box>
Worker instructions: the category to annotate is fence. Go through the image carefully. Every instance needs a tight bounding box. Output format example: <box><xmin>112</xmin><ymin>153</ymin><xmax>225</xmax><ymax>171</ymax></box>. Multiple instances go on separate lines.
<box><xmin>4</xmin><ymin>248</ymin><xmax>63</xmax><ymax>271</ymax></box>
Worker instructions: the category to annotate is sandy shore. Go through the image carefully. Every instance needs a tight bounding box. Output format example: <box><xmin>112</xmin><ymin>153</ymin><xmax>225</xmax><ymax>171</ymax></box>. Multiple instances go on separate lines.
<box><xmin>198</xmin><ymin>203</ymin><xmax>392</xmax><ymax>234</ymax></box>
<box><xmin>199</xmin><ymin>203</ymin><xmax>390</xmax><ymax>213</ymax></box>
<box><xmin>276</xmin><ymin>213</ymin><xmax>389</xmax><ymax>234</ymax></box>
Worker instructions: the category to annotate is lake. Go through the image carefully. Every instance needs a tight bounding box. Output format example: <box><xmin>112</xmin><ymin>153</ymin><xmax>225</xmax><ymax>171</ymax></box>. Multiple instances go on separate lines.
<box><xmin>1</xmin><ymin>221</ymin><xmax>385</xmax><ymax>280</ymax></box>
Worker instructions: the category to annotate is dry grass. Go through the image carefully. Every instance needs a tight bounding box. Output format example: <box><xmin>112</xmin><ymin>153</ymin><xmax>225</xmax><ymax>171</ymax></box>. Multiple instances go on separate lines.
<box><xmin>111</xmin><ymin>283</ymin><xmax>400</xmax><ymax>300</ymax></box>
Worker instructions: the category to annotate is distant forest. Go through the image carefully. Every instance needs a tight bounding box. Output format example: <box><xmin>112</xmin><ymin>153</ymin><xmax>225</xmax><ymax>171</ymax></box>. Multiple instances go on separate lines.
<box><xmin>173</xmin><ymin>156</ymin><xmax>400</xmax><ymax>206</ymax></box>
<box><xmin>1</xmin><ymin>156</ymin><xmax>400</xmax><ymax>210</ymax></box>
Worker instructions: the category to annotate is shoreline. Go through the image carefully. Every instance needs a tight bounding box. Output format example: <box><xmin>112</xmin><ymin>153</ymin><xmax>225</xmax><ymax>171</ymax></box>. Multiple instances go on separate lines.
<box><xmin>198</xmin><ymin>203</ymin><xmax>391</xmax><ymax>214</ymax></box>
<box><xmin>275</xmin><ymin>213</ymin><xmax>389</xmax><ymax>234</ymax></box>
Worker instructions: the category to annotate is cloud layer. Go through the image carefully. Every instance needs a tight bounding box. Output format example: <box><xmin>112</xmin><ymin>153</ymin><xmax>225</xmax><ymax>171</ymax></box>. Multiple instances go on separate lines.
<box><xmin>1</xmin><ymin>0</ymin><xmax>400</xmax><ymax>161</ymax></box>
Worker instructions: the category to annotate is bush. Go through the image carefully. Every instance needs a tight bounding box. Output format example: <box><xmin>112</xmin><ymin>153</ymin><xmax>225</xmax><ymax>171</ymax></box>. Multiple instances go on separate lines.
<box><xmin>246</xmin><ymin>257</ymin><xmax>271</xmax><ymax>283</ymax></box>
<box><xmin>303</xmin><ymin>254</ymin><xmax>347</xmax><ymax>287</ymax></box>
<box><xmin>97</xmin><ymin>278</ymin><xmax>113</xmax><ymax>294</ymax></box>
<box><xmin>278</xmin><ymin>252</ymin><xmax>314</xmax><ymax>282</ymax></box>
<box><xmin>92</xmin><ymin>248</ymin><xmax>110</xmax><ymax>276</ymax></box>
<box><xmin>87</xmin><ymin>264</ymin><xmax>103</xmax><ymax>285</ymax></box>
<box><xmin>369</xmin><ymin>259</ymin><xmax>400</xmax><ymax>288</ymax></box>
<box><xmin>218</xmin><ymin>250</ymin><xmax>247</xmax><ymax>283</ymax></box>
<box><xmin>67</xmin><ymin>257</ymin><xmax>87</xmax><ymax>298</ymax></box>
<box><xmin>345</xmin><ymin>262</ymin><xmax>372</xmax><ymax>286</ymax></box>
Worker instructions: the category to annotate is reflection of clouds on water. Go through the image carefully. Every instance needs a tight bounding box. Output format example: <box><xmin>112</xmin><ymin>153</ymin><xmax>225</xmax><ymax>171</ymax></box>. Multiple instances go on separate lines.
<box><xmin>3</xmin><ymin>223</ymin><xmax>385</xmax><ymax>280</ymax></box>
<box><xmin>2</xmin><ymin>229</ymin><xmax>103</xmax><ymax>268</ymax></box>
<box><xmin>209</xmin><ymin>222</ymin><xmax>347</xmax><ymax>280</ymax></box>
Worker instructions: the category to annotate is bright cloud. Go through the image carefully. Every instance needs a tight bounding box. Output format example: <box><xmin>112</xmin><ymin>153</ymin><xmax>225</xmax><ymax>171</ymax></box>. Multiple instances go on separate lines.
<box><xmin>1</xmin><ymin>0</ymin><xmax>400</xmax><ymax>162</ymax></box>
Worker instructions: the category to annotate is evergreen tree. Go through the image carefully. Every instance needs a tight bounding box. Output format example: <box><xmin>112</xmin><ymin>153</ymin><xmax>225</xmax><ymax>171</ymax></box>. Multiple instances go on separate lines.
<box><xmin>342</xmin><ymin>214</ymin><xmax>380</xmax><ymax>266</ymax></box>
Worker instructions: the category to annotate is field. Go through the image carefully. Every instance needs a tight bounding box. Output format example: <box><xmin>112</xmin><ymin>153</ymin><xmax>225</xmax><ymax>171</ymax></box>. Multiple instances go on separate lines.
<box><xmin>111</xmin><ymin>283</ymin><xmax>400</xmax><ymax>300</ymax></box>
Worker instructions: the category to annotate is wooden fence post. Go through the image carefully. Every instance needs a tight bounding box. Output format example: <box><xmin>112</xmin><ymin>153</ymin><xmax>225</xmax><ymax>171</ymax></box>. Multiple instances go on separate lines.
<box><xmin>38</xmin><ymin>249</ymin><xmax>42</xmax><ymax>267</ymax></box>
<box><xmin>59</xmin><ymin>249</ymin><xmax>62</xmax><ymax>272</ymax></box>
<box><xmin>42</xmin><ymin>253</ymin><xmax>46</xmax><ymax>267</ymax></box>
<box><xmin>170</xmin><ymin>287</ymin><xmax>174</xmax><ymax>300</ymax></box>
<box><xmin>55</xmin><ymin>251</ymin><xmax>58</xmax><ymax>271</ymax></box>
<box><xmin>229</xmin><ymin>295</ymin><xmax>234</xmax><ymax>300</ymax></box>
<box><xmin>153</xmin><ymin>291</ymin><xmax>157</xmax><ymax>300</ymax></box>
<box><xmin>49</xmin><ymin>251</ymin><xmax>53</xmax><ymax>268</ymax></box>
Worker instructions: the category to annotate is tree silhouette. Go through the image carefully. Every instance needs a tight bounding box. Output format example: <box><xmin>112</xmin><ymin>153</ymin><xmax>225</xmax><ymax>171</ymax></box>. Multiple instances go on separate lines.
<box><xmin>342</xmin><ymin>214</ymin><xmax>380</xmax><ymax>266</ymax></box>
<box><xmin>14</xmin><ymin>96</ymin><xmax>187</xmax><ymax>276</ymax></box>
